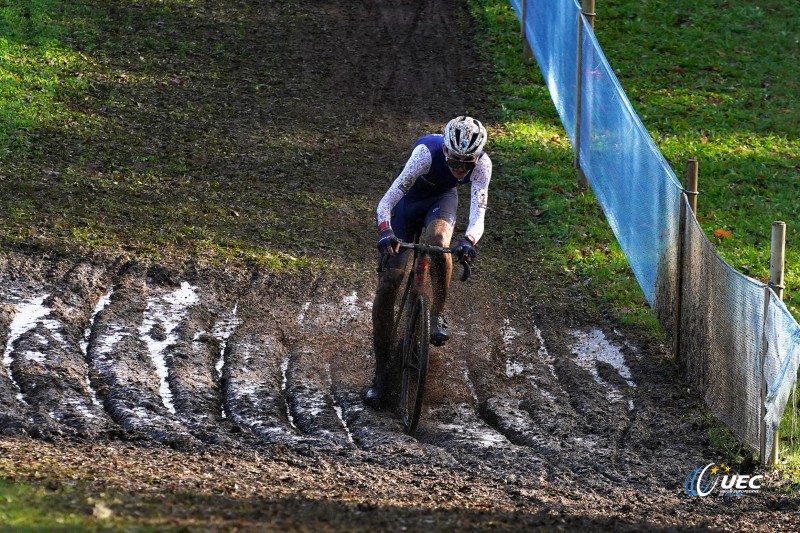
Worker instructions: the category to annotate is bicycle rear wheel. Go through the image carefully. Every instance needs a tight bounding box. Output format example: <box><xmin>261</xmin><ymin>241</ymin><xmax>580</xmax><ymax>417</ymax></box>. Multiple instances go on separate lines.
<box><xmin>400</xmin><ymin>294</ymin><xmax>429</xmax><ymax>434</ymax></box>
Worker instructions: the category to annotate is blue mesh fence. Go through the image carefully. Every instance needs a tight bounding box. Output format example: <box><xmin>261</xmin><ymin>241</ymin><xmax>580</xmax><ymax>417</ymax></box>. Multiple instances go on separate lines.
<box><xmin>765</xmin><ymin>293</ymin><xmax>800</xmax><ymax>456</ymax></box>
<box><xmin>525</xmin><ymin>0</ymin><xmax>579</xmax><ymax>146</ymax></box>
<box><xmin>680</xmin><ymin>198</ymin><xmax>766</xmax><ymax>452</ymax></box>
<box><xmin>512</xmin><ymin>0</ymin><xmax>800</xmax><ymax>460</ymax></box>
<box><xmin>579</xmin><ymin>17</ymin><xmax>683</xmax><ymax>307</ymax></box>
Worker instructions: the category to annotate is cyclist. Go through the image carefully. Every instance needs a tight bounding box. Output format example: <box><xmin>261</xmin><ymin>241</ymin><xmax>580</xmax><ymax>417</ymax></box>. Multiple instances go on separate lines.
<box><xmin>366</xmin><ymin>116</ymin><xmax>492</xmax><ymax>407</ymax></box>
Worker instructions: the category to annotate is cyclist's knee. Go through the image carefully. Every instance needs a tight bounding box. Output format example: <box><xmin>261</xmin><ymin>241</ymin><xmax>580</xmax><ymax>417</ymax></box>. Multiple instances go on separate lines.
<box><xmin>425</xmin><ymin>220</ymin><xmax>454</xmax><ymax>248</ymax></box>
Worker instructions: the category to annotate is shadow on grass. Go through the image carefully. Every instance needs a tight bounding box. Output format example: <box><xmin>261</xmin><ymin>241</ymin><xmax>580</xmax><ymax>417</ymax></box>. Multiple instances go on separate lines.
<box><xmin>0</xmin><ymin>0</ymin><xmax>487</xmax><ymax>266</ymax></box>
<box><xmin>0</xmin><ymin>478</ymin><xmax>731</xmax><ymax>533</ymax></box>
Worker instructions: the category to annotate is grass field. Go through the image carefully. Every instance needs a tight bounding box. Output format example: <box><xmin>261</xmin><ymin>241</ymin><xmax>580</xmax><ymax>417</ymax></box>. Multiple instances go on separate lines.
<box><xmin>468</xmin><ymin>0</ymin><xmax>799</xmax><ymax>471</ymax></box>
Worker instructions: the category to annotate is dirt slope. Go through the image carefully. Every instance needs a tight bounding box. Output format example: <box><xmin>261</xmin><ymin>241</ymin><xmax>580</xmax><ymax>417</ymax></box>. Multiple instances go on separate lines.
<box><xmin>0</xmin><ymin>0</ymin><xmax>797</xmax><ymax>530</ymax></box>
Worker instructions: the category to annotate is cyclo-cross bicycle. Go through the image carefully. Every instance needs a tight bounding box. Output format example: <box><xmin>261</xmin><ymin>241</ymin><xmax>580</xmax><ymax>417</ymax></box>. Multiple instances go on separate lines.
<box><xmin>380</xmin><ymin>239</ymin><xmax>471</xmax><ymax>434</ymax></box>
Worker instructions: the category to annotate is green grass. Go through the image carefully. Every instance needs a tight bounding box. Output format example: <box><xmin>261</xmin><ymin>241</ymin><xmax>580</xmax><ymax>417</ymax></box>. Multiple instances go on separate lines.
<box><xmin>467</xmin><ymin>0</ymin><xmax>800</xmax><ymax>472</ymax></box>
<box><xmin>0</xmin><ymin>479</ymin><xmax>169</xmax><ymax>532</ymax></box>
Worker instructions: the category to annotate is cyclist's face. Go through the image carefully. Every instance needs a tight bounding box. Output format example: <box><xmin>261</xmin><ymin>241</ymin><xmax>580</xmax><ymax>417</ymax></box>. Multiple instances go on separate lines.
<box><xmin>443</xmin><ymin>146</ymin><xmax>476</xmax><ymax>179</ymax></box>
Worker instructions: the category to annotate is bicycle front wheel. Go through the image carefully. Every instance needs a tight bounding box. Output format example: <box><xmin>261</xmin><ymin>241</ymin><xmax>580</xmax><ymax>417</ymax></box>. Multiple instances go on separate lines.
<box><xmin>400</xmin><ymin>294</ymin><xmax>429</xmax><ymax>434</ymax></box>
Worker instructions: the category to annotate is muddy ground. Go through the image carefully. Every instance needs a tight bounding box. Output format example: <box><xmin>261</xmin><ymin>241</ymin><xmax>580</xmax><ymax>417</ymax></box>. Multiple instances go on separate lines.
<box><xmin>0</xmin><ymin>0</ymin><xmax>798</xmax><ymax>530</ymax></box>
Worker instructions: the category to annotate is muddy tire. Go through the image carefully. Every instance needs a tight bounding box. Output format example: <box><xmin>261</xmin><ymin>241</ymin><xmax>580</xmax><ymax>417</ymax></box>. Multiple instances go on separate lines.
<box><xmin>400</xmin><ymin>294</ymin><xmax>429</xmax><ymax>434</ymax></box>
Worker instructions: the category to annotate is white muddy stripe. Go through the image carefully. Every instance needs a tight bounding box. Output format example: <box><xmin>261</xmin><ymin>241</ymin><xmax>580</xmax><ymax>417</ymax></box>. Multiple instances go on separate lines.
<box><xmin>326</xmin><ymin>363</ymin><xmax>354</xmax><ymax>444</ymax></box>
<box><xmin>570</xmin><ymin>329</ymin><xmax>636</xmax><ymax>407</ymax></box>
<box><xmin>139</xmin><ymin>282</ymin><xmax>199</xmax><ymax>414</ymax></box>
<box><xmin>533</xmin><ymin>324</ymin><xmax>558</xmax><ymax>380</ymax></box>
<box><xmin>501</xmin><ymin>318</ymin><xmax>519</xmax><ymax>347</ymax></box>
<box><xmin>212</xmin><ymin>303</ymin><xmax>240</xmax><ymax>379</ymax></box>
<box><xmin>2</xmin><ymin>294</ymin><xmax>51</xmax><ymax>402</ymax></box>
<box><xmin>462</xmin><ymin>362</ymin><xmax>479</xmax><ymax>404</ymax></box>
<box><xmin>281</xmin><ymin>356</ymin><xmax>298</xmax><ymax>429</ymax></box>
<box><xmin>432</xmin><ymin>404</ymin><xmax>510</xmax><ymax>448</ymax></box>
<box><xmin>81</xmin><ymin>290</ymin><xmax>113</xmax><ymax>407</ymax></box>
<box><xmin>297</xmin><ymin>301</ymin><xmax>311</xmax><ymax>324</ymax></box>
<box><xmin>211</xmin><ymin>302</ymin><xmax>240</xmax><ymax>419</ymax></box>
<box><xmin>342</xmin><ymin>291</ymin><xmax>360</xmax><ymax>318</ymax></box>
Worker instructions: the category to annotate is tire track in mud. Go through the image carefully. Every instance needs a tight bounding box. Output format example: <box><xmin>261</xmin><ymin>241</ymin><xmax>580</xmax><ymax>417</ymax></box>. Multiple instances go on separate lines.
<box><xmin>424</xmin><ymin>280</ymin><xmax>648</xmax><ymax>489</ymax></box>
<box><xmin>1</xmin><ymin>250</ymin><xmax>767</xmax><ymax>526</ymax></box>
<box><xmin>285</xmin><ymin>281</ymin><xmax>444</xmax><ymax>453</ymax></box>
<box><xmin>8</xmin><ymin>263</ymin><xmax>116</xmax><ymax>438</ymax></box>
<box><xmin>0</xmin><ymin>298</ymin><xmax>35</xmax><ymax>435</ymax></box>
<box><xmin>285</xmin><ymin>283</ymin><xmax>355</xmax><ymax>448</ymax></box>
<box><xmin>0</xmin><ymin>261</ymin><xmax>119</xmax><ymax>438</ymax></box>
<box><xmin>0</xmin><ymin>255</ymin><xmax>55</xmax><ymax>436</ymax></box>
<box><xmin>86</xmin><ymin>267</ymin><xmax>201</xmax><ymax>447</ymax></box>
<box><xmin>153</xmin><ymin>279</ymin><xmax>246</xmax><ymax>447</ymax></box>
<box><xmin>219</xmin><ymin>274</ymin><xmax>337</xmax><ymax>449</ymax></box>
<box><xmin>0</xmin><ymin>253</ymin><xmax>660</xmax><ymax>491</ymax></box>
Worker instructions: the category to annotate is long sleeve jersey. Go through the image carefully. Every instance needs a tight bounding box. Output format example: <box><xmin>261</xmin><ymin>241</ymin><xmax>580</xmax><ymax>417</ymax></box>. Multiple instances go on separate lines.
<box><xmin>376</xmin><ymin>134</ymin><xmax>491</xmax><ymax>244</ymax></box>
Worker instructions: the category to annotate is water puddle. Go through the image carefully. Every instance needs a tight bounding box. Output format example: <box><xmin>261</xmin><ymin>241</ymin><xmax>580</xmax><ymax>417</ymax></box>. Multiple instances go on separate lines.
<box><xmin>570</xmin><ymin>329</ymin><xmax>636</xmax><ymax>409</ymax></box>
<box><xmin>139</xmin><ymin>282</ymin><xmax>199</xmax><ymax>414</ymax></box>
<box><xmin>431</xmin><ymin>404</ymin><xmax>510</xmax><ymax>448</ymax></box>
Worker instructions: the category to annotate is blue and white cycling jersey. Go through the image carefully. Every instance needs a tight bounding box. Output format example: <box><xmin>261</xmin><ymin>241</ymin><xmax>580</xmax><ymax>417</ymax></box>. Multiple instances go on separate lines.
<box><xmin>376</xmin><ymin>134</ymin><xmax>491</xmax><ymax>244</ymax></box>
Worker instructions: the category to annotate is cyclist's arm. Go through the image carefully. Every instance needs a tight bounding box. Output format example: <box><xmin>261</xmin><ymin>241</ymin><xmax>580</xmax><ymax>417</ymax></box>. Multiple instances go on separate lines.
<box><xmin>376</xmin><ymin>144</ymin><xmax>432</xmax><ymax>230</ymax></box>
<box><xmin>464</xmin><ymin>155</ymin><xmax>492</xmax><ymax>245</ymax></box>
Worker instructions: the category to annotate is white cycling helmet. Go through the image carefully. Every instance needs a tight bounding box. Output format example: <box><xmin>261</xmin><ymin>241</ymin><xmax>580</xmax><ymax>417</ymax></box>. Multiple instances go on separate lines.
<box><xmin>443</xmin><ymin>116</ymin><xmax>487</xmax><ymax>157</ymax></box>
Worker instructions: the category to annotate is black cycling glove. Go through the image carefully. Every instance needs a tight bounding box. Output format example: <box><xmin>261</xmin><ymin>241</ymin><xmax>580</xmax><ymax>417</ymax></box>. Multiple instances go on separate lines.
<box><xmin>377</xmin><ymin>228</ymin><xmax>400</xmax><ymax>255</ymax></box>
<box><xmin>454</xmin><ymin>236</ymin><xmax>476</xmax><ymax>263</ymax></box>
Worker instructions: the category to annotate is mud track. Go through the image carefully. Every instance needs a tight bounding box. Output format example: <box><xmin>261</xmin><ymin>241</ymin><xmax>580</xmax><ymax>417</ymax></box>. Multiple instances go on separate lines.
<box><xmin>0</xmin><ymin>0</ymin><xmax>797</xmax><ymax>530</ymax></box>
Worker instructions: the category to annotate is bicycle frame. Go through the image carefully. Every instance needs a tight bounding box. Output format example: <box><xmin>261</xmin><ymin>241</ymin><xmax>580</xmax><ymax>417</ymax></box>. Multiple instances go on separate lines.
<box><xmin>378</xmin><ymin>239</ymin><xmax>471</xmax><ymax>433</ymax></box>
<box><xmin>384</xmin><ymin>240</ymin><xmax>470</xmax><ymax>345</ymax></box>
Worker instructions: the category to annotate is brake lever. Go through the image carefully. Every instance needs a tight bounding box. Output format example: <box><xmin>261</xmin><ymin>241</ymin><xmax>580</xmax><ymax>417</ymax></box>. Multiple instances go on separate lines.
<box><xmin>460</xmin><ymin>259</ymin><xmax>471</xmax><ymax>282</ymax></box>
<box><xmin>377</xmin><ymin>253</ymin><xmax>390</xmax><ymax>273</ymax></box>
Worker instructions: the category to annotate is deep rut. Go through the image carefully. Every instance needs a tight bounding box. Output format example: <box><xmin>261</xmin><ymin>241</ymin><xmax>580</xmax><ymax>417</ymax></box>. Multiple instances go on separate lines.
<box><xmin>0</xmin><ymin>251</ymin><xmax>688</xmax><ymax>493</ymax></box>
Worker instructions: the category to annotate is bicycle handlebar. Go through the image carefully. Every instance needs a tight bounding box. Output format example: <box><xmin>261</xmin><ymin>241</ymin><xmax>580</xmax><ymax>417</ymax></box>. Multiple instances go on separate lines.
<box><xmin>397</xmin><ymin>242</ymin><xmax>455</xmax><ymax>254</ymax></box>
<box><xmin>378</xmin><ymin>241</ymin><xmax>472</xmax><ymax>282</ymax></box>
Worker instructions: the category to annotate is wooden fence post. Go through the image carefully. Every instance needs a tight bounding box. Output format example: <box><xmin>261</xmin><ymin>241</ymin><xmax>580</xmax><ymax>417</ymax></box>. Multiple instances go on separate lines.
<box><xmin>522</xmin><ymin>0</ymin><xmax>534</xmax><ymax>60</ymax></box>
<box><xmin>761</xmin><ymin>221</ymin><xmax>786</xmax><ymax>465</ymax></box>
<box><xmin>574</xmin><ymin>0</ymin><xmax>595</xmax><ymax>190</ymax></box>
<box><xmin>673</xmin><ymin>160</ymin><xmax>698</xmax><ymax>360</ymax></box>
<box><xmin>769</xmin><ymin>222</ymin><xmax>786</xmax><ymax>465</ymax></box>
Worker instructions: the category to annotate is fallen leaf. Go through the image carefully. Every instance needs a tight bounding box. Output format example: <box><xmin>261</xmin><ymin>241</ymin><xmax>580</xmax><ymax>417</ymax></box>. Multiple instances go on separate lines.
<box><xmin>713</xmin><ymin>229</ymin><xmax>732</xmax><ymax>240</ymax></box>
<box><xmin>93</xmin><ymin>502</ymin><xmax>113</xmax><ymax>520</ymax></box>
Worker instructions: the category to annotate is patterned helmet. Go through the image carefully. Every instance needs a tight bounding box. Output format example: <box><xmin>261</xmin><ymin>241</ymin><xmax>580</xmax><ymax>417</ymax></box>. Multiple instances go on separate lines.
<box><xmin>443</xmin><ymin>116</ymin><xmax>487</xmax><ymax>157</ymax></box>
